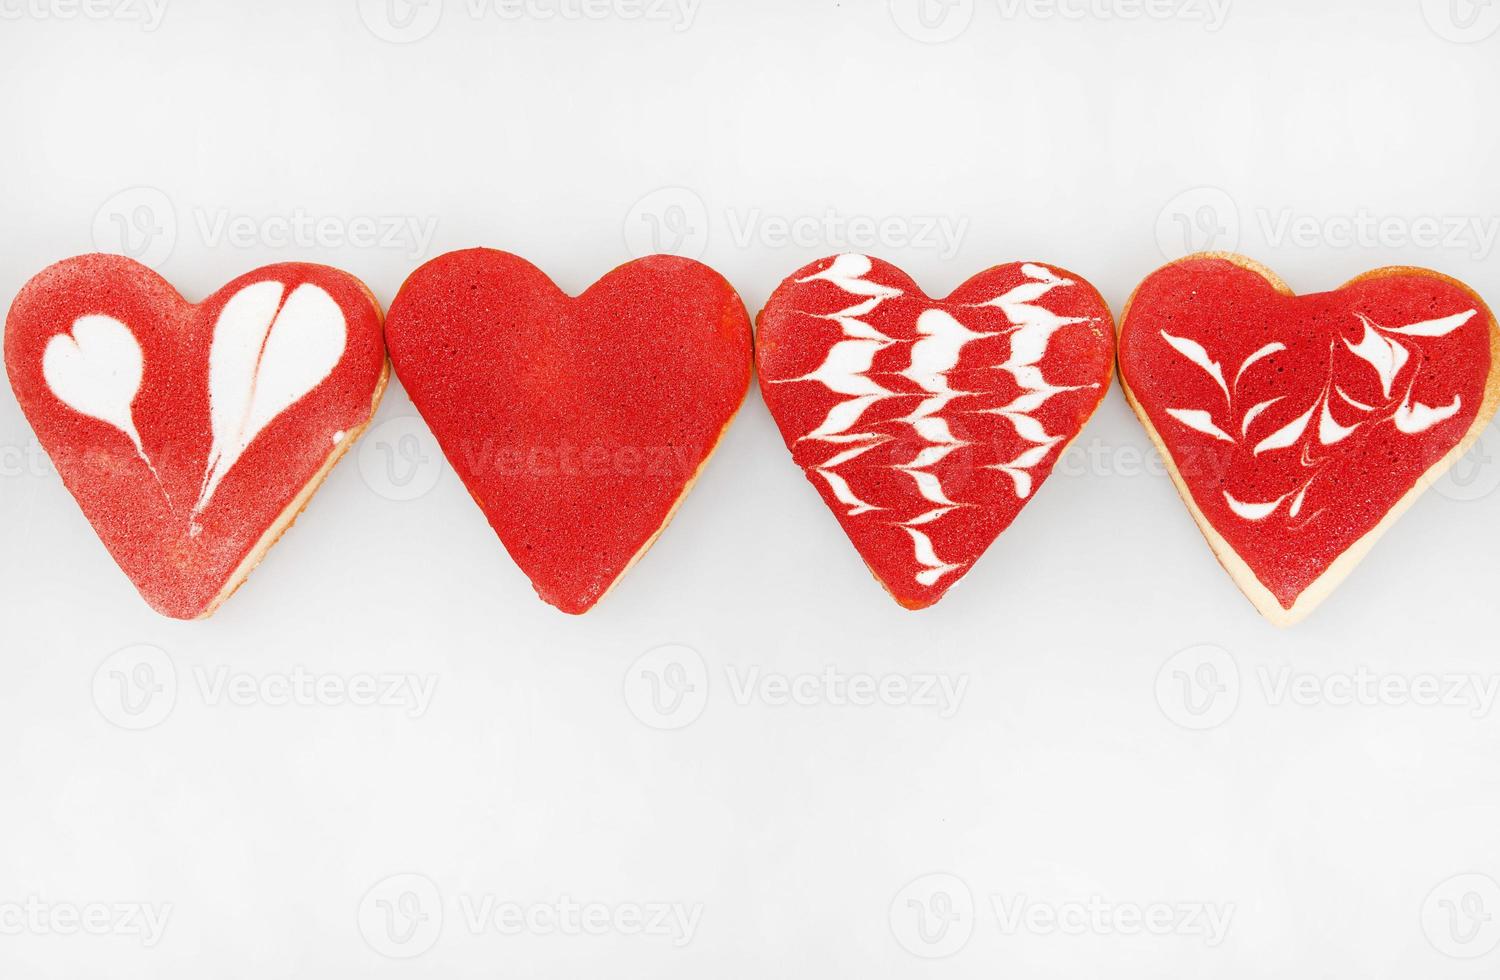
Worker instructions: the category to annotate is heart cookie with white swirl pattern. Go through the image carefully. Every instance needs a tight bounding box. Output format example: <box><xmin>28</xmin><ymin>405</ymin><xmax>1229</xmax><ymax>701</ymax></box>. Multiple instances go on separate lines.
<box><xmin>1118</xmin><ymin>253</ymin><xmax>1500</xmax><ymax>625</ymax></box>
<box><xmin>757</xmin><ymin>254</ymin><xmax>1116</xmax><ymax>608</ymax></box>
<box><xmin>5</xmin><ymin>254</ymin><xmax>389</xmax><ymax>619</ymax></box>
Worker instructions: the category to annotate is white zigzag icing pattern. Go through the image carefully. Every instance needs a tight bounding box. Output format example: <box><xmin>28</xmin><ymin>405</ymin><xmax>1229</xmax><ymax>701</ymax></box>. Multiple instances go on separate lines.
<box><xmin>776</xmin><ymin>255</ymin><xmax>1097</xmax><ymax>588</ymax></box>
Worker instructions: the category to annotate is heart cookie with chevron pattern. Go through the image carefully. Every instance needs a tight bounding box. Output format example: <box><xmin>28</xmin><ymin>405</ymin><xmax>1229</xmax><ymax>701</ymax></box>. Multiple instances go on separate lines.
<box><xmin>757</xmin><ymin>254</ymin><xmax>1116</xmax><ymax>609</ymax></box>
<box><xmin>1118</xmin><ymin>253</ymin><xmax>1500</xmax><ymax>625</ymax></box>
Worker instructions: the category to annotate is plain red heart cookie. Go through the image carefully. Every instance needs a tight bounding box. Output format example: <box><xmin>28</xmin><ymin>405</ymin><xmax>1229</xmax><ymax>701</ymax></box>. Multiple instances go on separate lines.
<box><xmin>384</xmin><ymin>248</ymin><xmax>752</xmax><ymax>614</ymax></box>
<box><xmin>757</xmin><ymin>254</ymin><xmax>1116</xmax><ymax>609</ymax></box>
<box><xmin>5</xmin><ymin>254</ymin><xmax>389</xmax><ymax>619</ymax></box>
<box><xmin>1118</xmin><ymin>253</ymin><xmax>1500</xmax><ymax>625</ymax></box>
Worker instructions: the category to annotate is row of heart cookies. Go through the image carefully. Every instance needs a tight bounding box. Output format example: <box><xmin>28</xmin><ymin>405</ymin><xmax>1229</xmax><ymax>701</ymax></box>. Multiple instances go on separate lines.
<box><xmin>6</xmin><ymin>250</ymin><xmax>1497</xmax><ymax>625</ymax></box>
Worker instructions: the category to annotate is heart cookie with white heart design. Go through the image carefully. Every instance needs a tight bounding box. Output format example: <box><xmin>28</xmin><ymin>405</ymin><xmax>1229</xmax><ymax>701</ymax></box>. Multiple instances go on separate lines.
<box><xmin>1118</xmin><ymin>253</ymin><xmax>1500</xmax><ymax>625</ymax></box>
<box><xmin>756</xmin><ymin>254</ymin><xmax>1116</xmax><ymax>608</ymax></box>
<box><xmin>5</xmin><ymin>254</ymin><xmax>389</xmax><ymax>619</ymax></box>
<box><xmin>384</xmin><ymin>248</ymin><xmax>752</xmax><ymax>614</ymax></box>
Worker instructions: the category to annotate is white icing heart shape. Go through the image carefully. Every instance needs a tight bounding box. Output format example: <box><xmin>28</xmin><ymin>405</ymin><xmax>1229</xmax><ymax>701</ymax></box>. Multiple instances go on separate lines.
<box><xmin>5</xmin><ymin>255</ymin><xmax>387</xmax><ymax>619</ymax></box>
<box><xmin>197</xmin><ymin>281</ymin><xmax>347</xmax><ymax>514</ymax></box>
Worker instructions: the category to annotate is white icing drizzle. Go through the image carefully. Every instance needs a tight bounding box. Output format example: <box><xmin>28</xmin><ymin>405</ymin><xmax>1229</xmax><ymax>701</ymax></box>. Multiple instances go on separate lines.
<box><xmin>797</xmin><ymin>253</ymin><xmax>904</xmax><ymax>301</ymax></box>
<box><xmin>1160</xmin><ymin>331</ymin><xmax>1229</xmax><ymax>400</ymax></box>
<box><xmin>905</xmin><ymin>526</ymin><xmax>964</xmax><ymax>587</ymax></box>
<box><xmin>1253</xmin><ymin>401</ymin><xmax>1315</xmax><ymax>456</ymax></box>
<box><xmin>1240</xmin><ymin>397</ymin><xmax>1283</xmax><ymax>437</ymax></box>
<box><xmin>1394</xmin><ymin>394</ymin><xmax>1462</xmax><ymax>434</ymax></box>
<box><xmin>1334</xmin><ymin>386</ymin><xmax>1375</xmax><ymax>412</ymax></box>
<box><xmin>1223</xmin><ymin>490</ymin><xmax>1286</xmax><ymax>521</ymax></box>
<box><xmin>773</xmin><ymin>256</ymin><xmax>905</xmax><ymax>519</ymax></box>
<box><xmin>1165</xmin><ymin>408</ymin><xmax>1234</xmax><ymax>443</ymax></box>
<box><xmin>774</xmin><ymin>255</ymin><xmax>1099</xmax><ymax>588</ymax></box>
<box><xmin>1159</xmin><ymin>306</ymin><xmax>1478</xmax><ymax>525</ymax></box>
<box><xmin>1234</xmin><ymin>342</ymin><xmax>1286</xmax><ymax>387</ymax></box>
<box><xmin>1317</xmin><ymin>399</ymin><xmax>1357</xmax><ymax>445</ymax></box>
<box><xmin>973</xmin><ymin>266</ymin><xmax>1094</xmax><ymax>499</ymax></box>
<box><xmin>1382</xmin><ymin>309</ymin><xmax>1477</xmax><ymax>336</ymax></box>
<box><xmin>1345</xmin><ymin>316</ymin><xmax>1408</xmax><ymax>399</ymax></box>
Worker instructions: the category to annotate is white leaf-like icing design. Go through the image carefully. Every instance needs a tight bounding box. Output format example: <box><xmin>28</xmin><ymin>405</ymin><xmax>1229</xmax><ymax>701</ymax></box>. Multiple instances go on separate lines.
<box><xmin>1006</xmin><ymin>443</ymin><xmax>1057</xmax><ymax>471</ymax></box>
<box><xmin>904</xmin><ymin>309</ymin><xmax>987</xmax><ymax>400</ymax></box>
<box><xmin>902</xmin><ymin>469</ymin><xmax>959</xmax><ymax>507</ymax></box>
<box><xmin>195</xmin><ymin>281</ymin><xmax>347</xmax><ymax>514</ymax></box>
<box><xmin>1241</xmin><ymin>397</ymin><xmax>1283</xmax><ymax>437</ymax></box>
<box><xmin>991</xmin><ymin>273</ymin><xmax>1089</xmax><ymax>391</ymax></box>
<box><xmin>979</xmin><ymin>264</ymin><xmax>1072</xmax><ymax>313</ymax></box>
<box><xmin>1165</xmin><ymin>408</ymin><xmax>1234</xmax><ymax>443</ymax></box>
<box><xmin>797</xmin><ymin>342</ymin><xmax>889</xmax><ymax>398</ymax></box>
<box><xmin>1289</xmin><ymin>485</ymin><xmax>1309</xmax><ymax>518</ymax></box>
<box><xmin>1166</xmin><ymin>306</ymin><xmax>1477</xmax><ymax>528</ymax></box>
<box><xmin>1001</xmin><ymin>411</ymin><xmax>1056</xmax><ymax>445</ymax></box>
<box><xmin>1394</xmin><ymin>395</ymin><xmax>1462</xmax><ymax>434</ymax></box>
<box><xmin>1345</xmin><ymin>316</ymin><xmax>1409</xmax><ymax>398</ymax></box>
<box><xmin>1318</xmin><ymin>399</ymin><xmax>1358</xmax><ymax>444</ymax></box>
<box><xmin>825</xmin><ymin>297</ymin><xmax>894</xmax><ymax>341</ymax></box>
<box><xmin>1234</xmin><ymin>342</ymin><xmax>1286</xmax><ymax>387</ymax></box>
<box><xmin>905</xmin><ymin>527</ymin><xmax>962</xmax><ymax>586</ymax></box>
<box><xmin>1223</xmin><ymin>490</ymin><xmax>1286</xmax><ymax>521</ymax></box>
<box><xmin>995</xmin><ymin>467</ymin><xmax>1032</xmax><ymax>498</ymax></box>
<box><xmin>817</xmin><ymin>441</ymin><xmax>884</xmax><ymax>517</ymax></box>
<box><xmin>992</xmin><ymin>441</ymin><xmax>1063</xmax><ymax>499</ymax></box>
<box><xmin>996</xmin><ymin>382</ymin><xmax>1079</xmax><ymax>415</ymax></box>
<box><xmin>42</xmin><ymin>314</ymin><xmax>149</xmax><ymax>461</ymax></box>
<box><xmin>798</xmin><ymin>253</ymin><xmax>902</xmax><ymax>300</ymax></box>
<box><xmin>1334</xmin><ymin>386</ymin><xmax>1375</xmax><ymax>412</ymax></box>
<box><xmin>1253</xmin><ymin>402</ymin><xmax>1316</xmax><ymax>455</ymax></box>
<box><xmin>1383</xmin><ymin>309</ymin><xmax>1476</xmax><ymax>336</ymax></box>
<box><xmin>1160</xmin><ymin>330</ymin><xmax>1229</xmax><ymax>400</ymax></box>
<box><xmin>910</xmin><ymin>417</ymin><xmax>958</xmax><ymax>445</ymax></box>
<box><xmin>820</xmin><ymin>468</ymin><xmax>881</xmax><ymax>516</ymax></box>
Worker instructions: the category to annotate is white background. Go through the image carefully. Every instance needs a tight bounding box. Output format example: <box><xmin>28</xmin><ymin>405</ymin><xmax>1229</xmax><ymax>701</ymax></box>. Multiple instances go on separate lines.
<box><xmin>2</xmin><ymin>0</ymin><xmax>1500</xmax><ymax>975</ymax></box>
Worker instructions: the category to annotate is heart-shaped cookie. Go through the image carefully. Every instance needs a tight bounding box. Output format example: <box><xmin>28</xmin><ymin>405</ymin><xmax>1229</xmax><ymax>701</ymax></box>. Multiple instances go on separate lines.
<box><xmin>756</xmin><ymin>254</ymin><xmax>1116</xmax><ymax>608</ymax></box>
<box><xmin>1118</xmin><ymin>253</ymin><xmax>1500</xmax><ymax>625</ymax></box>
<box><xmin>5</xmin><ymin>254</ymin><xmax>389</xmax><ymax>619</ymax></box>
<box><xmin>384</xmin><ymin>248</ymin><xmax>752</xmax><ymax>614</ymax></box>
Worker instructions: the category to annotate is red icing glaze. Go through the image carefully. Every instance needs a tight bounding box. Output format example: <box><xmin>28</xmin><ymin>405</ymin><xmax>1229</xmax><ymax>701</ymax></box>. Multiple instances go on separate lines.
<box><xmin>756</xmin><ymin>254</ymin><xmax>1115</xmax><ymax>608</ymax></box>
<box><xmin>384</xmin><ymin>248</ymin><xmax>752</xmax><ymax>614</ymax></box>
<box><xmin>1119</xmin><ymin>256</ymin><xmax>1497</xmax><ymax>612</ymax></box>
<box><xmin>5</xmin><ymin>254</ymin><xmax>388</xmax><ymax>619</ymax></box>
